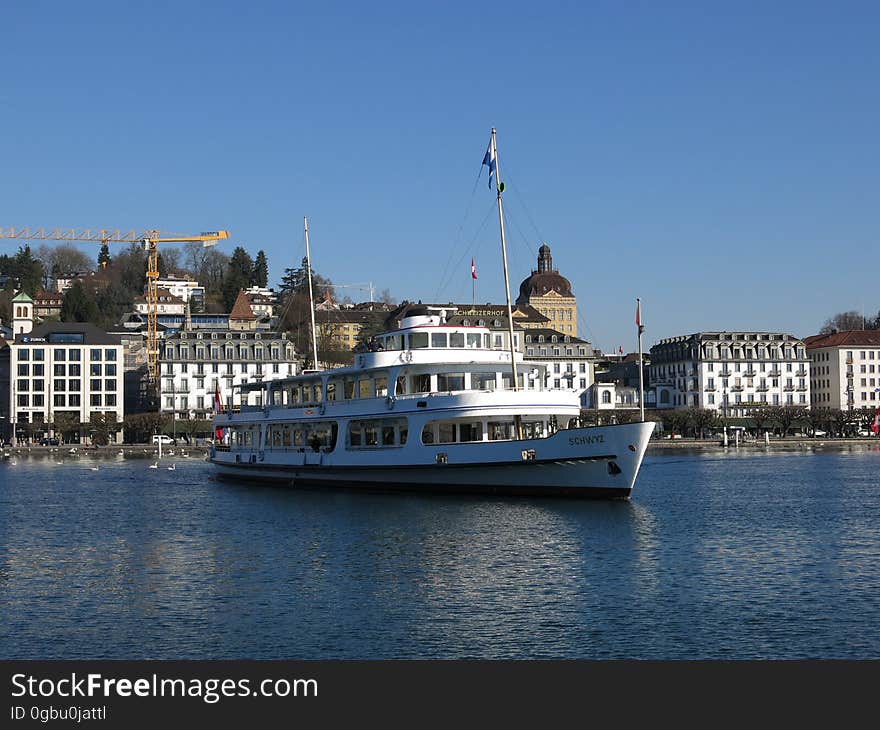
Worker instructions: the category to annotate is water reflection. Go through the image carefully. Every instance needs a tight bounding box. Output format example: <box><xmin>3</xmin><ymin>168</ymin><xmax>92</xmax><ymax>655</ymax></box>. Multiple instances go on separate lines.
<box><xmin>1</xmin><ymin>451</ymin><xmax>878</xmax><ymax>659</ymax></box>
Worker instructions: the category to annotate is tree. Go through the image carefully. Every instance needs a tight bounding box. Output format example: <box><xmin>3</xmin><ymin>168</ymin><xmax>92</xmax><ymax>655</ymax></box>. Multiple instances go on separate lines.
<box><xmin>60</xmin><ymin>280</ymin><xmax>99</xmax><ymax>322</ymax></box>
<box><xmin>97</xmin><ymin>244</ymin><xmax>111</xmax><ymax>269</ymax></box>
<box><xmin>221</xmin><ymin>246</ymin><xmax>254</xmax><ymax>310</ymax></box>
<box><xmin>819</xmin><ymin>310</ymin><xmax>870</xmax><ymax>334</ymax></box>
<box><xmin>36</xmin><ymin>244</ymin><xmax>92</xmax><ymax>282</ymax></box>
<box><xmin>89</xmin><ymin>412</ymin><xmax>119</xmax><ymax>445</ymax></box>
<box><xmin>659</xmin><ymin>409</ymin><xmax>686</xmax><ymax>437</ymax></box>
<box><xmin>749</xmin><ymin>407</ymin><xmax>774</xmax><ymax>437</ymax></box>
<box><xmin>52</xmin><ymin>412</ymin><xmax>80</xmax><ymax>443</ymax></box>
<box><xmin>95</xmin><ymin>281</ymin><xmax>132</xmax><ymax>328</ymax></box>
<box><xmin>769</xmin><ymin>405</ymin><xmax>807</xmax><ymax>437</ymax></box>
<box><xmin>379</xmin><ymin>288</ymin><xmax>394</xmax><ymax>305</ymax></box>
<box><xmin>686</xmin><ymin>407</ymin><xmax>717</xmax><ymax>439</ymax></box>
<box><xmin>252</xmin><ymin>250</ymin><xmax>269</xmax><ymax>287</ymax></box>
<box><xmin>0</xmin><ymin>245</ymin><xmax>45</xmax><ymax>295</ymax></box>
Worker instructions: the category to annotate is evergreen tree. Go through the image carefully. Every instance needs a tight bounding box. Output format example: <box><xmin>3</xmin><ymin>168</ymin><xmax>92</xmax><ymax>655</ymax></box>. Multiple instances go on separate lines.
<box><xmin>3</xmin><ymin>245</ymin><xmax>45</xmax><ymax>296</ymax></box>
<box><xmin>221</xmin><ymin>246</ymin><xmax>254</xmax><ymax>310</ymax></box>
<box><xmin>156</xmin><ymin>251</ymin><xmax>169</xmax><ymax>278</ymax></box>
<box><xmin>252</xmin><ymin>250</ymin><xmax>269</xmax><ymax>287</ymax></box>
<box><xmin>60</xmin><ymin>280</ymin><xmax>99</xmax><ymax>323</ymax></box>
<box><xmin>98</xmin><ymin>243</ymin><xmax>112</xmax><ymax>269</ymax></box>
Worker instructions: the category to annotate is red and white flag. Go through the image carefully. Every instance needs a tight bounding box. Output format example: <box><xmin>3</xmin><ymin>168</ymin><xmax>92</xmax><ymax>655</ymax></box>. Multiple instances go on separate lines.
<box><xmin>213</xmin><ymin>382</ymin><xmax>224</xmax><ymax>440</ymax></box>
<box><xmin>871</xmin><ymin>406</ymin><xmax>880</xmax><ymax>435</ymax></box>
<box><xmin>635</xmin><ymin>299</ymin><xmax>641</xmax><ymax>327</ymax></box>
<box><xmin>618</xmin><ymin>345</ymin><xmax>624</xmax><ymax>355</ymax></box>
<box><xmin>471</xmin><ymin>257</ymin><xmax>478</xmax><ymax>280</ymax></box>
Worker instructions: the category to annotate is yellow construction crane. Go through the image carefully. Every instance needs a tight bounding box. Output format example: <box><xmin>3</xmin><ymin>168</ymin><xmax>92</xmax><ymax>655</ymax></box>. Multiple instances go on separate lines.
<box><xmin>0</xmin><ymin>227</ymin><xmax>229</xmax><ymax>383</ymax></box>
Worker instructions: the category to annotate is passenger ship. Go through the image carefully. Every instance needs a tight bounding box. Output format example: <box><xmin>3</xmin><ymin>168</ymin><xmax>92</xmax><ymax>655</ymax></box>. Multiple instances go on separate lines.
<box><xmin>209</xmin><ymin>306</ymin><xmax>654</xmax><ymax>498</ymax></box>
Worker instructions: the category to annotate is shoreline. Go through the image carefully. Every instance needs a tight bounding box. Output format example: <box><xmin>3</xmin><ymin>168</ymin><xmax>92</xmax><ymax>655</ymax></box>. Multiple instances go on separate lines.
<box><xmin>647</xmin><ymin>437</ymin><xmax>880</xmax><ymax>451</ymax></box>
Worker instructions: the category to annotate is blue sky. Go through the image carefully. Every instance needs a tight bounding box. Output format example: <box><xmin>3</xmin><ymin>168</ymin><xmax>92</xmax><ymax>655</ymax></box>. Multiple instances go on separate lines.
<box><xmin>2</xmin><ymin>0</ymin><xmax>878</xmax><ymax>352</ymax></box>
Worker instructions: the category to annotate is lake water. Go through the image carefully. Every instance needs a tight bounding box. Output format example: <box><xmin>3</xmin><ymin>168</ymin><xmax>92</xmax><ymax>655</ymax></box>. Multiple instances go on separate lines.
<box><xmin>1</xmin><ymin>447</ymin><xmax>878</xmax><ymax>659</ymax></box>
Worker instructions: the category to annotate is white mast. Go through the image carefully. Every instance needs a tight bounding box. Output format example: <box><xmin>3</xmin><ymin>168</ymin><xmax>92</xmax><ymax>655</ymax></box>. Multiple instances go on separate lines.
<box><xmin>637</xmin><ymin>298</ymin><xmax>645</xmax><ymax>422</ymax></box>
<box><xmin>303</xmin><ymin>216</ymin><xmax>320</xmax><ymax>371</ymax></box>
<box><xmin>491</xmin><ymin>128</ymin><xmax>520</xmax><ymax>394</ymax></box>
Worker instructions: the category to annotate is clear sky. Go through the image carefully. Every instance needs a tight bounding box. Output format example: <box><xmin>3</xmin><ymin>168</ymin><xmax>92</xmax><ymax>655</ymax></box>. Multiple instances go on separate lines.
<box><xmin>2</xmin><ymin>0</ymin><xmax>878</xmax><ymax>352</ymax></box>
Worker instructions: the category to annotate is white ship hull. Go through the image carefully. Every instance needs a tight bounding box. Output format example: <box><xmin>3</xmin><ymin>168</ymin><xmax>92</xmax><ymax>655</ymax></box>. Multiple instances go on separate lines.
<box><xmin>210</xmin><ymin>421</ymin><xmax>654</xmax><ymax>499</ymax></box>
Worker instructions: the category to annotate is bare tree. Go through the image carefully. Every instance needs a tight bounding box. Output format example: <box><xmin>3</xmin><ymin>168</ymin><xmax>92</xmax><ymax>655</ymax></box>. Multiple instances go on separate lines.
<box><xmin>182</xmin><ymin>241</ymin><xmax>210</xmax><ymax>275</ymax></box>
<box><xmin>819</xmin><ymin>311</ymin><xmax>866</xmax><ymax>334</ymax></box>
<box><xmin>36</xmin><ymin>243</ymin><xmax>93</xmax><ymax>279</ymax></box>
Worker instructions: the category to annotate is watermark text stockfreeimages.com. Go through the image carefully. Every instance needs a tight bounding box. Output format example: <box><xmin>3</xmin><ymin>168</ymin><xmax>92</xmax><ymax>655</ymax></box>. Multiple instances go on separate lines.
<box><xmin>10</xmin><ymin>672</ymin><xmax>318</xmax><ymax>705</ymax></box>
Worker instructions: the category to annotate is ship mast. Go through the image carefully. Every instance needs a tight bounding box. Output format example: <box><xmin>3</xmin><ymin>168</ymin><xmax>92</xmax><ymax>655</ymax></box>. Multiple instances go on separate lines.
<box><xmin>303</xmin><ymin>216</ymin><xmax>320</xmax><ymax>371</ymax></box>
<box><xmin>490</xmin><ymin>129</ymin><xmax>520</xmax><ymax>393</ymax></box>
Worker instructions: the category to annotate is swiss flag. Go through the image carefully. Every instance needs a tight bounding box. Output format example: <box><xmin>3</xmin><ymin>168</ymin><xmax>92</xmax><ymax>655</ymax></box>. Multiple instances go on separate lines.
<box><xmin>213</xmin><ymin>382</ymin><xmax>224</xmax><ymax>440</ymax></box>
<box><xmin>871</xmin><ymin>406</ymin><xmax>880</xmax><ymax>435</ymax></box>
<box><xmin>471</xmin><ymin>257</ymin><xmax>478</xmax><ymax>280</ymax></box>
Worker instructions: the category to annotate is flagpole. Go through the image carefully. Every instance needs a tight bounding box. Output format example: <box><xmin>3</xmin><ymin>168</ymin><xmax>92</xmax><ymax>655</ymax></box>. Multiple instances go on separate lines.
<box><xmin>303</xmin><ymin>216</ymin><xmax>319</xmax><ymax>371</ymax></box>
<box><xmin>637</xmin><ymin>298</ymin><xmax>645</xmax><ymax>422</ymax></box>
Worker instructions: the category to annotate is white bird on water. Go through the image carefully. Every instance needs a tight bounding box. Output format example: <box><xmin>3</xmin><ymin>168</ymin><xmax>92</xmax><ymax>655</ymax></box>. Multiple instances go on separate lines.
<box><xmin>167</xmin><ymin>464</ymin><xmax>176</xmax><ymax>471</ymax></box>
<box><xmin>89</xmin><ymin>467</ymin><xmax>99</xmax><ymax>472</ymax></box>
<box><xmin>149</xmin><ymin>462</ymin><xmax>159</xmax><ymax>469</ymax></box>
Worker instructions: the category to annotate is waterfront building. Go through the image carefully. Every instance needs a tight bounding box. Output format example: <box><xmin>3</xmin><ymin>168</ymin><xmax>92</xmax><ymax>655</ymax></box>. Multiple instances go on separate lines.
<box><xmin>8</xmin><ymin>318</ymin><xmax>124</xmax><ymax>443</ymax></box>
<box><xmin>804</xmin><ymin>330</ymin><xmax>880</xmax><ymax>409</ymax></box>
<box><xmin>515</xmin><ymin>244</ymin><xmax>578</xmax><ymax>336</ymax></box>
<box><xmin>159</xmin><ymin>329</ymin><xmax>298</xmax><ymax>418</ymax></box>
<box><xmin>522</xmin><ymin>329</ymin><xmax>595</xmax><ymax>393</ymax></box>
<box><xmin>649</xmin><ymin>331</ymin><xmax>810</xmax><ymax>415</ymax></box>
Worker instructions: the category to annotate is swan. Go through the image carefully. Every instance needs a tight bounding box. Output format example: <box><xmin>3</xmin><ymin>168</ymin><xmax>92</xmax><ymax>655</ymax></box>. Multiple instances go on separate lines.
<box><xmin>149</xmin><ymin>462</ymin><xmax>159</xmax><ymax>469</ymax></box>
<box><xmin>167</xmin><ymin>464</ymin><xmax>176</xmax><ymax>471</ymax></box>
<box><xmin>89</xmin><ymin>466</ymin><xmax>99</xmax><ymax>471</ymax></box>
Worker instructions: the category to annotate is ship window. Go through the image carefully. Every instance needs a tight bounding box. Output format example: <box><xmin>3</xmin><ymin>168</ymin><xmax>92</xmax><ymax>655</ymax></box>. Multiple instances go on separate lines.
<box><xmin>431</xmin><ymin>333</ymin><xmax>448</xmax><ymax>348</ymax></box>
<box><xmin>437</xmin><ymin>372</ymin><xmax>465</xmax><ymax>391</ymax></box>
<box><xmin>466</xmin><ymin>333</ymin><xmax>481</xmax><ymax>348</ymax></box>
<box><xmin>421</xmin><ymin>424</ymin><xmax>435</xmax><ymax>444</ymax></box>
<box><xmin>413</xmin><ymin>374</ymin><xmax>431</xmax><ymax>393</ymax></box>
<box><xmin>459</xmin><ymin>422</ymin><xmax>482</xmax><ymax>442</ymax></box>
<box><xmin>358</xmin><ymin>379</ymin><xmax>372</xmax><ymax>398</ymax></box>
<box><xmin>484</xmin><ymin>335</ymin><xmax>491</xmax><ymax>349</ymax></box>
<box><xmin>395</xmin><ymin>376</ymin><xmax>406</xmax><ymax>395</ymax></box>
<box><xmin>382</xmin><ymin>425</ymin><xmax>395</xmax><ymax>446</ymax></box>
<box><xmin>375</xmin><ymin>376</ymin><xmax>388</xmax><ymax>397</ymax></box>
<box><xmin>409</xmin><ymin>332</ymin><xmax>428</xmax><ymax>349</ymax></box>
<box><xmin>327</xmin><ymin>381</ymin><xmax>338</xmax><ymax>401</ymax></box>
<box><xmin>344</xmin><ymin>380</ymin><xmax>355</xmax><ymax>399</ymax></box>
<box><xmin>438</xmin><ymin>422</ymin><xmax>455</xmax><ymax>443</ymax></box>
<box><xmin>387</xmin><ymin>334</ymin><xmax>403</xmax><ymax>350</ymax></box>
<box><xmin>449</xmin><ymin>332</ymin><xmax>464</xmax><ymax>348</ymax></box>
<box><xmin>488</xmin><ymin>421</ymin><xmax>515</xmax><ymax>441</ymax></box>
<box><xmin>473</xmin><ymin>372</ymin><xmax>496</xmax><ymax>390</ymax></box>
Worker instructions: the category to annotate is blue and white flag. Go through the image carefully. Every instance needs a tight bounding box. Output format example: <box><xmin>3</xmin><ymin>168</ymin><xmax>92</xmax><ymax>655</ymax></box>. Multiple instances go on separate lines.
<box><xmin>482</xmin><ymin>141</ymin><xmax>496</xmax><ymax>189</ymax></box>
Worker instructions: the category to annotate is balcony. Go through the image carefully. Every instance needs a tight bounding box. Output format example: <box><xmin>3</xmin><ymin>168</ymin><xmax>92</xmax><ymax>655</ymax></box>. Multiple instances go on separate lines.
<box><xmin>704</xmin><ymin>385</ymin><xmax>716</xmax><ymax>392</ymax></box>
<box><xmin>796</xmin><ymin>386</ymin><xmax>808</xmax><ymax>391</ymax></box>
<box><xmin>783</xmin><ymin>385</ymin><xmax>794</xmax><ymax>392</ymax></box>
<box><xmin>719</xmin><ymin>370</ymin><xmax>732</xmax><ymax>377</ymax></box>
<box><xmin>757</xmin><ymin>386</ymin><xmax>769</xmax><ymax>392</ymax></box>
<box><xmin>846</xmin><ymin>357</ymin><xmax>853</xmax><ymax>364</ymax></box>
<box><xmin>795</xmin><ymin>369</ymin><xmax>807</xmax><ymax>377</ymax></box>
<box><xmin>730</xmin><ymin>385</ymin><xmax>744</xmax><ymax>392</ymax></box>
<box><xmin>744</xmin><ymin>370</ymin><xmax>756</xmax><ymax>377</ymax></box>
<box><xmin>769</xmin><ymin>369</ymin><xmax>781</xmax><ymax>377</ymax></box>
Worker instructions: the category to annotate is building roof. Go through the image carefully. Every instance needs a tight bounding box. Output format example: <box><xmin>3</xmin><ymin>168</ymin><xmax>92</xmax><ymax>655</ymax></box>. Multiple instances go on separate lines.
<box><xmin>12</xmin><ymin>291</ymin><xmax>33</xmax><ymax>303</ymax></box>
<box><xmin>803</xmin><ymin>330</ymin><xmax>880</xmax><ymax>348</ymax></box>
<box><xmin>16</xmin><ymin>321</ymin><xmax>122</xmax><ymax>345</ymax></box>
<box><xmin>33</xmin><ymin>290</ymin><xmax>64</xmax><ymax>304</ymax></box>
<box><xmin>229</xmin><ymin>290</ymin><xmax>257</xmax><ymax>321</ymax></box>
<box><xmin>515</xmin><ymin>244</ymin><xmax>574</xmax><ymax>302</ymax></box>
<box><xmin>523</xmin><ymin>328</ymin><xmax>591</xmax><ymax>345</ymax></box>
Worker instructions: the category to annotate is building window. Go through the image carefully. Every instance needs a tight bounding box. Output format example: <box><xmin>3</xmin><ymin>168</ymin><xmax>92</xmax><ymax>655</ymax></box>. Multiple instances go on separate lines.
<box><xmin>601</xmin><ymin>391</ymin><xmax>611</xmax><ymax>404</ymax></box>
<box><xmin>90</xmin><ymin>349</ymin><xmax>102</xmax><ymax>361</ymax></box>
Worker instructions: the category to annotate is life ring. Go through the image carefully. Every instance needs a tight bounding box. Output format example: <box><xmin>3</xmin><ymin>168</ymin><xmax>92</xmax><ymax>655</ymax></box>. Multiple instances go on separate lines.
<box><xmin>401</xmin><ymin>351</ymin><xmax>413</xmax><ymax>364</ymax></box>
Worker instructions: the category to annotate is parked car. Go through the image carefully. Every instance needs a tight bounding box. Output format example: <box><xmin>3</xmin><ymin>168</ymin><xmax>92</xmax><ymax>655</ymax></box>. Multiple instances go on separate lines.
<box><xmin>813</xmin><ymin>430</ymin><xmax>827</xmax><ymax>437</ymax></box>
<box><xmin>151</xmin><ymin>435</ymin><xmax>177</xmax><ymax>446</ymax></box>
<box><xmin>39</xmin><ymin>437</ymin><xmax>59</xmax><ymax>446</ymax></box>
<box><xmin>857</xmin><ymin>429</ymin><xmax>871</xmax><ymax>437</ymax></box>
